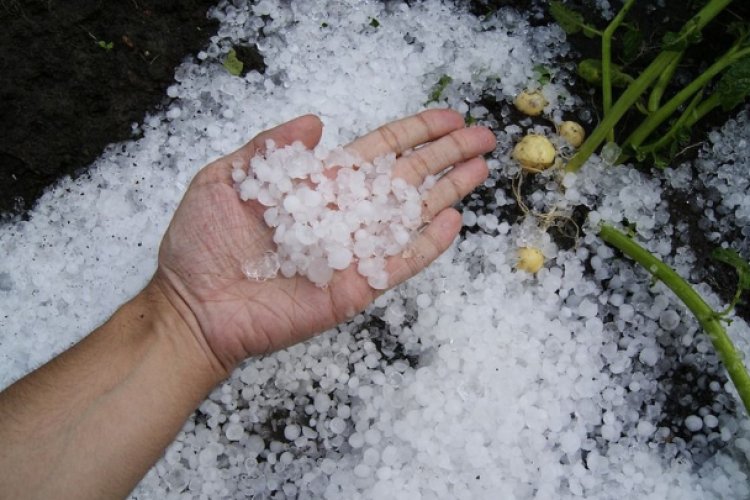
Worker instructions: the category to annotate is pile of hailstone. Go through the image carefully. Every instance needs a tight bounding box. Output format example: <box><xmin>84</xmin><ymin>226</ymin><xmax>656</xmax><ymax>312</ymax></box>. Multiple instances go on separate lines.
<box><xmin>233</xmin><ymin>141</ymin><xmax>425</xmax><ymax>289</ymax></box>
<box><xmin>4</xmin><ymin>0</ymin><xmax>750</xmax><ymax>498</ymax></box>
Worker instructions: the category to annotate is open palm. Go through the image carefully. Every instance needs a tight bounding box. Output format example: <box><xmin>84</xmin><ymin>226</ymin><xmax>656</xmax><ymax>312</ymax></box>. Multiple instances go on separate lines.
<box><xmin>155</xmin><ymin>110</ymin><xmax>495</xmax><ymax>371</ymax></box>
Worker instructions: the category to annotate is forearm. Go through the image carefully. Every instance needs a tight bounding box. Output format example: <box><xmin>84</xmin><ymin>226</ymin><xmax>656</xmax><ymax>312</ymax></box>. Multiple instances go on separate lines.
<box><xmin>0</xmin><ymin>280</ymin><xmax>226</xmax><ymax>500</ymax></box>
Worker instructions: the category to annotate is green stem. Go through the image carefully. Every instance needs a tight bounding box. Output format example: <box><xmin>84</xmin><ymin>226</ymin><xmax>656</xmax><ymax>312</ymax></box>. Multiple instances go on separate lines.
<box><xmin>718</xmin><ymin>283</ymin><xmax>744</xmax><ymax>317</ymax></box>
<box><xmin>602</xmin><ymin>0</ymin><xmax>637</xmax><ymax>143</ymax></box>
<box><xmin>599</xmin><ymin>224</ymin><xmax>750</xmax><ymax>415</ymax></box>
<box><xmin>566</xmin><ymin>51</ymin><xmax>680</xmax><ymax>172</ymax></box>
<box><xmin>647</xmin><ymin>51</ymin><xmax>684</xmax><ymax>113</ymax></box>
<box><xmin>634</xmin><ymin>99</ymin><xmax>650</xmax><ymax>115</ymax></box>
<box><xmin>624</xmin><ymin>44</ymin><xmax>750</xmax><ymax>152</ymax></box>
<box><xmin>632</xmin><ymin>88</ymin><xmax>705</xmax><ymax>158</ymax></box>
<box><xmin>631</xmin><ymin>91</ymin><xmax>721</xmax><ymax>160</ymax></box>
<box><xmin>688</xmin><ymin>91</ymin><xmax>722</xmax><ymax>124</ymax></box>
<box><xmin>566</xmin><ymin>0</ymin><xmax>733</xmax><ymax>172</ymax></box>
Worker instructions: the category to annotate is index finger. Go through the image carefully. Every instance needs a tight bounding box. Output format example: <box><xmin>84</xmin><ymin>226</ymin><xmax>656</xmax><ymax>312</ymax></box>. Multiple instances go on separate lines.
<box><xmin>345</xmin><ymin>109</ymin><xmax>465</xmax><ymax>161</ymax></box>
<box><xmin>195</xmin><ymin>114</ymin><xmax>323</xmax><ymax>186</ymax></box>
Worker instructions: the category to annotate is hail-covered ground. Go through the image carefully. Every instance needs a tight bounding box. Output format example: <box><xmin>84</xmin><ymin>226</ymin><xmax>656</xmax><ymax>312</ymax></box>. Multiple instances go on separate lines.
<box><xmin>1</xmin><ymin>1</ymin><xmax>749</xmax><ymax>498</ymax></box>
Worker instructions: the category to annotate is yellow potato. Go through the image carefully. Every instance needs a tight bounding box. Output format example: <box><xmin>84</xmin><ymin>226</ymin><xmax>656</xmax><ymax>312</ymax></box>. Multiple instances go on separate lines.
<box><xmin>514</xmin><ymin>90</ymin><xmax>548</xmax><ymax>116</ymax></box>
<box><xmin>517</xmin><ymin>247</ymin><xmax>545</xmax><ymax>273</ymax></box>
<box><xmin>512</xmin><ymin>134</ymin><xmax>556</xmax><ymax>172</ymax></box>
<box><xmin>559</xmin><ymin>121</ymin><xmax>586</xmax><ymax>148</ymax></box>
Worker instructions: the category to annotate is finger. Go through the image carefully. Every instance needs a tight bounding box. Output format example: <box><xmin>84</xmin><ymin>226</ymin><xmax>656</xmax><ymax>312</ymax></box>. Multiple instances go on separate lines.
<box><xmin>393</xmin><ymin>126</ymin><xmax>496</xmax><ymax>186</ymax></box>
<box><xmin>385</xmin><ymin>208</ymin><xmax>462</xmax><ymax>287</ymax></box>
<box><xmin>345</xmin><ymin>109</ymin><xmax>465</xmax><ymax>161</ymax></box>
<box><xmin>198</xmin><ymin>114</ymin><xmax>324</xmax><ymax>185</ymax></box>
<box><xmin>231</xmin><ymin>114</ymin><xmax>323</xmax><ymax>162</ymax></box>
<box><xmin>420</xmin><ymin>156</ymin><xmax>489</xmax><ymax>221</ymax></box>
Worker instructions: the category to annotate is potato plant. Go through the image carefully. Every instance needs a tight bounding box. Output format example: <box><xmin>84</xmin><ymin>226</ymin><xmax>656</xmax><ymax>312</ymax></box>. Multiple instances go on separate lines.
<box><xmin>542</xmin><ymin>0</ymin><xmax>750</xmax><ymax>415</ymax></box>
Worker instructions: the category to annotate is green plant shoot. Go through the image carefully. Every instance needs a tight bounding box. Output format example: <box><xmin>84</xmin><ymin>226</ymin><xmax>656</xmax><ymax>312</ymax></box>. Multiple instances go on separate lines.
<box><xmin>712</xmin><ymin>248</ymin><xmax>750</xmax><ymax>315</ymax></box>
<box><xmin>602</xmin><ymin>0</ymin><xmax>636</xmax><ymax>142</ymax></box>
<box><xmin>223</xmin><ymin>49</ymin><xmax>244</xmax><ymax>77</ymax></box>
<box><xmin>549</xmin><ymin>1</ymin><xmax>602</xmax><ymax>37</ymax></box>
<box><xmin>564</xmin><ymin>0</ymin><xmax>735</xmax><ymax>172</ymax></box>
<box><xmin>426</xmin><ymin>75</ymin><xmax>453</xmax><ymax>104</ymax></box>
<box><xmin>599</xmin><ymin>224</ymin><xmax>750</xmax><ymax>416</ymax></box>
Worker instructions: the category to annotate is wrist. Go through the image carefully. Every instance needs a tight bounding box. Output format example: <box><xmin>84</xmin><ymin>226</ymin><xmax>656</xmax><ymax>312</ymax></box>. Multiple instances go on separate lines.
<box><xmin>144</xmin><ymin>273</ymin><xmax>230</xmax><ymax>384</ymax></box>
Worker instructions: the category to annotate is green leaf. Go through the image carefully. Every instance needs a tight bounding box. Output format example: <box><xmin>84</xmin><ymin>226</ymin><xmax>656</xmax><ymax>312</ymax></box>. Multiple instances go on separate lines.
<box><xmin>621</xmin><ymin>26</ymin><xmax>643</xmax><ymax>63</ymax></box>
<box><xmin>606</xmin><ymin>63</ymin><xmax>634</xmax><ymax>87</ymax></box>
<box><xmin>582</xmin><ymin>25</ymin><xmax>600</xmax><ymax>38</ymax></box>
<box><xmin>549</xmin><ymin>1</ymin><xmax>598</xmax><ymax>37</ymax></box>
<box><xmin>663</xmin><ymin>130</ymin><xmax>686</xmax><ymax>160</ymax></box>
<box><xmin>369</xmin><ymin>17</ymin><xmax>380</xmax><ymax>28</ymax></box>
<box><xmin>662</xmin><ymin>20</ymin><xmax>703</xmax><ymax>51</ymax></box>
<box><xmin>715</xmin><ymin>56</ymin><xmax>750</xmax><ymax>111</ymax></box>
<box><xmin>664</xmin><ymin>127</ymin><xmax>691</xmax><ymax>160</ymax></box>
<box><xmin>576</xmin><ymin>59</ymin><xmax>633</xmax><ymax>87</ymax></box>
<box><xmin>97</xmin><ymin>40</ymin><xmax>114</xmax><ymax>51</ymax></box>
<box><xmin>533</xmin><ymin>64</ymin><xmax>552</xmax><ymax>85</ymax></box>
<box><xmin>222</xmin><ymin>49</ymin><xmax>244</xmax><ymax>76</ymax></box>
<box><xmin>712</xmin><ymin>248</ymin><xmax>750</xmax><ymax>291</ymax></box>
<box><xmin>673</xmin><ymin>125</ymin><xmax>692</xmax><ymax>147</ymax></box>
<box><xmin>576</xmin><ymin>59</ymin><xmax>602</xmax><ymax>84</ymax></box>
<box><xmin>662</xmin><ymin>31</ymin><xmax>684</xmax><ymax>51</ymax></box>
<box><xmin>726</xmin><ymin>22</ymin><xmax>750</xmax><ymax>45</ymax></box>
<box><xmin>426</xmin><ymin>74</ymin><xmax>453</xmax><ymax>103</ymax></box>
<box><xmin>652</xmin><ymin>154</ymin><xmax>669</xmax><ymax>170</ymax></box>
<box><xmin>549</xmin><ymin>1</ymin><xmax>581</xmax><ymax>34</ymax></box>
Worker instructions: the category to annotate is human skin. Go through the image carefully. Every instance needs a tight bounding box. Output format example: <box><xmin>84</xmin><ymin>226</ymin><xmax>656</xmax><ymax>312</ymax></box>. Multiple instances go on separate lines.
<box><xmin>0</xmin><ymin>109</ymin><xmax>495</xmax><ymax>499</ymax></box>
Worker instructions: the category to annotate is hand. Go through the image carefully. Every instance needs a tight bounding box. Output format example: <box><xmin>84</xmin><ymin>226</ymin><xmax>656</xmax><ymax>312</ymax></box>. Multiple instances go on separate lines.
<box><xmin>153</xmin><ymin>110</ymin><xmax>496</xmax><ymax>373</ymax></box>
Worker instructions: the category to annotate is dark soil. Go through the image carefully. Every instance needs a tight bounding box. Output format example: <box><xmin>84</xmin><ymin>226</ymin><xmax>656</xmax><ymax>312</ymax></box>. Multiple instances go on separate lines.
<box><xmin>655</xmin><ymin>362</ymin><xmax>735</xmax><ymax>463</ymax></box>
<box><xmin>0</xmin><ymin>0</ymin><xmax>219</xmax><ymax>217</ymax></box>
<box><xmin>665</xmin><ymin>186</ymin><xmax>750</xmax><ymax>321</ymax></box>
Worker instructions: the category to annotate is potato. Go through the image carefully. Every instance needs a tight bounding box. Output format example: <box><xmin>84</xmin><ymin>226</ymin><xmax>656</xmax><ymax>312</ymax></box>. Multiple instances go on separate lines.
<box><xmin>514</xmin><ymin>90</ymin><xmax>547</xmax><ymax>116</ymax></box>
<box><xmin>512</xmin><ymin>134</ymin><xmax>556</xmax><ymax>172</ymax></box>
<box><xmin>559</xmin><ymin>121</ymin><xmax>586</xmax><ymax>148</ymax></box>
<box><xmin>516</xmin><ymin>247</ymin><xmax>544</xmax><ymax>273</ymax></box>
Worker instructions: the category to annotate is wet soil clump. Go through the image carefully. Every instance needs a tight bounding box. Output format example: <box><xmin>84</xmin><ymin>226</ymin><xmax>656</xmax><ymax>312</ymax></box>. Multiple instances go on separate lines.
<box><xmin>0</xmin><ymin>0</ymin><xmax>219</xmax><ymax>217</ymax></box>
